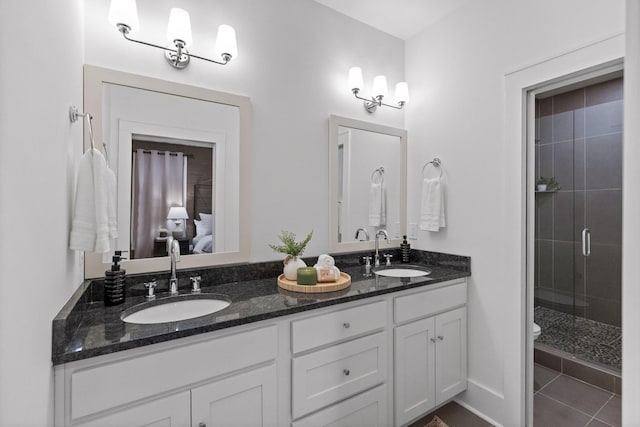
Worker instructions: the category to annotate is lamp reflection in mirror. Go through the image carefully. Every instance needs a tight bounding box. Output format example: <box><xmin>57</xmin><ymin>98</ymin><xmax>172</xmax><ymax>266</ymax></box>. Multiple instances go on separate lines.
<box><xmin>167</xmin><ymin>206</ymin><xmax>189</xmax><ymax>238</ymax></box>
<box><xmin>348</xmin><ymin>67</ymin><xmax>409</xmax><ymax>113</ymax></box>
<box><xmin>108</xmin><ymin>0</ymin><xmax>238</xmax><ymax>69</ymax></box>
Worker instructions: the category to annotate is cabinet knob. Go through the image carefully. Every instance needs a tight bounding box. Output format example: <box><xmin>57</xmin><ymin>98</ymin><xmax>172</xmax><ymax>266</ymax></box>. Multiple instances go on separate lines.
<box><xmin>437</xmin><ymin>335</ymin><xmax>444</xmax><ymax>341</ymax></box>
<box><xmin>343</xmin><ymin>369</ymin><xmax>350</xmax><ymax>376</ymax></box>
<box><xmin>343</xmin><ymin>322</ymin><xmax>350</xmax><ymax>329</ymax></box>
<box><xmin>199</xmin><ymin>423</ymin><xmax>206</xmax><ymax>427</ymax></box>
<box><xmin>430</xmin><ymin>338</ymin><xmax>437</xmax><ymax>343</ymax></box>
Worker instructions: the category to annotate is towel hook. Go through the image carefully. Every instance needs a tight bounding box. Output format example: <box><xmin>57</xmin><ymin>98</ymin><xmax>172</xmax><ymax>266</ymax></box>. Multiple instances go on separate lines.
<box><xmin>422</xmin><ymin>158</ymin><xmax>442</xmax><ymax>178</ymax></box>
<box><xmin>69</xmin><ymin>106</ymin><xmax>96</xmax><ymax>150</ymax></box>
<box><xmin>371</xmin><ymin>166</ymin><xmax>384</xmax><ymax>184</ymax></box>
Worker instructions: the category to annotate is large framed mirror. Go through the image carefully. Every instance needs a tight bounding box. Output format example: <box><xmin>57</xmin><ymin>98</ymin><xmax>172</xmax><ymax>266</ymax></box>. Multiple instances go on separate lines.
<box><xmin>84</xmin><ymin>65</ymin><xmax>251</xmax><ymax>278</ymax></box>
<box><xmin>329</xmin><ymin>115</ymin><xmax>407</xmax><ymax>253</ymax></box>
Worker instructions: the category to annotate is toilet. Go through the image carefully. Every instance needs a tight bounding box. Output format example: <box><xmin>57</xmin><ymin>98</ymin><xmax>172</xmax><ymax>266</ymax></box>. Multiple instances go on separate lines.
<box><xmin>533</xmin><ymin>323</ymin><xmax>541</xmax><ymax>340</ymax></box>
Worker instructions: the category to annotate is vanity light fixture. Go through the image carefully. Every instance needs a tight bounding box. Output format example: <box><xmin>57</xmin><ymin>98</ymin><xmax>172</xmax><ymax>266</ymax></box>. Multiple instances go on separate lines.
<box><xmin>348</xmin><ymin>67</ymin><xmax>409</xmax><ymax>113</ymax></box>
<box><xmin>108</xmin><ymin>0</ymin><xmax>238</xmax><ymax>69</ymax></box>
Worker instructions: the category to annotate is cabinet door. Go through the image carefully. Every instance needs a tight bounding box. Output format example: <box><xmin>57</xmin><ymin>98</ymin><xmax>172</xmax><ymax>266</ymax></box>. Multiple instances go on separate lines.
<box><xmin>75</xmin><ymin>391</ymin><xmax>190</xmax><ymax>427</ymax></box>
<box><xmin>292</xmin><ymin>385</ymin><xmax>387</xmax><ymax>427</ymax></box>
<box><xmin>394</xmin><ymin>317</ymin><xmax>436</xmax><ymax>426</ymax></box>
<box><xmin>191</xmin><ymin>364</ymin><xmax>277</xmax><ymax>427</ymax></box>
<box><xmin>435</xmin><ymin>307</ymin><xmax>467</xmax><ymax>405</ymax></box>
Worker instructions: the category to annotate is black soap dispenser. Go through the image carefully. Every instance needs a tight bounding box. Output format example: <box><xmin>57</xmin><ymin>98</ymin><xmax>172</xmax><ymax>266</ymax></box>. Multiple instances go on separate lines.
<box><xmin>400</xmin><ymin>235</ymin><xmax>411</xmax><ymax>263</ymax></box>
<box><xmin>104</xmin><ymin>251</ymin><xmax>126</xmax><ymax>306</ymax></box>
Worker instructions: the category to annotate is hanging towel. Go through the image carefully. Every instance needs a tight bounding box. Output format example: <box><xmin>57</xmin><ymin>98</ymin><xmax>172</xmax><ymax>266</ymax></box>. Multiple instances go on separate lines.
<box><xmin>419</xmin><ymin>176</ymin><xmax>446</xmax><ymax>232</ymax></box>
<box><xmin>70</xmin><ymin>148</ymin><xmax>118</xmax><ymax>253</ymax></box>
<box><xmin>368</xmin><ymin>181</ymin><xmax>386</xmax><ymax>226</ymax></box>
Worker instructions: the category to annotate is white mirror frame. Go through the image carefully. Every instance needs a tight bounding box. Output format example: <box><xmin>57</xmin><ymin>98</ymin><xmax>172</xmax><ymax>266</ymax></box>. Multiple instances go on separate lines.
<box><xmin>328</xmin><ymin>114</ymin><xmax>407</xmax><ymax>253</ymax></box>
<box><xmin>83</xmin><ymin>65</ymin><xmax>251</xmax><ymax>278</ymax></box>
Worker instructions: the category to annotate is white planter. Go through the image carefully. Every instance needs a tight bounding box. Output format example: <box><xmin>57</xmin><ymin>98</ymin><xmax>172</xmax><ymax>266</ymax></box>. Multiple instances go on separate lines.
<box><xmin>283</xmin><ymin>256</ymin><xmax>307</xmax><ymax>281</ymax></box>
<box><xmin>537</xmin><ymin>184</ymin><xmax>547</xmax><ymax>192</ymax></box>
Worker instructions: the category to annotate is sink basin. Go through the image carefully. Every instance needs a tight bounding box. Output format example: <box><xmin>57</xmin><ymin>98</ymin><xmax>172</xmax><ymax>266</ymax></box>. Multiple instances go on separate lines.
<box><xmin>121</xmin><ymin>294</ymin><xmax>231</xmax><ymax>324</ymax></box>
<box><xmin>374</xmin><ymin>267</ymin><xmax>432</xmax><ymax>278</ymax></box>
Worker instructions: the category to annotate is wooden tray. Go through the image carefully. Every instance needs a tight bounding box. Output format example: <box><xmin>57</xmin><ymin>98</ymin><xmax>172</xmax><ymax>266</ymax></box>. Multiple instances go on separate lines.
<box><xmin>277</xmin><ymin>272</ymin><xmax>351</xmax><ymax>293</ymax></box>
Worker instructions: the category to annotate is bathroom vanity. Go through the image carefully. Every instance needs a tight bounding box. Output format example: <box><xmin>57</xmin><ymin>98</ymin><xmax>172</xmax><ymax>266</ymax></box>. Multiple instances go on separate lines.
<box><xmin>52</xmin><ymin>251</ymin><xmax>470</xmax><ymax>427</ymax></box>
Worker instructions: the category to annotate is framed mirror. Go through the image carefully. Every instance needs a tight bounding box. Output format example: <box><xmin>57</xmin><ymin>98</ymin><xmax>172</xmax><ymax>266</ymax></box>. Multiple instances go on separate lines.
<box><xmin>329</xmin><ymin>115</ymin><xmax>407</xmax><ymax>253</ymax></box>
<box><xmin>83</xmin><ymin>65</ymin><xmax>251</xmax><ymax>278</ymax></box>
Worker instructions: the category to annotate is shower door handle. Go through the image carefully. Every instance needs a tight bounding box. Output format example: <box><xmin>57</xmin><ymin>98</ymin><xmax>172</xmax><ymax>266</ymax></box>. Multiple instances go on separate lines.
<box><xmin>582</xmin><ymin>228</ymin><xmax>591</xmax><ymax>257</ymax></box>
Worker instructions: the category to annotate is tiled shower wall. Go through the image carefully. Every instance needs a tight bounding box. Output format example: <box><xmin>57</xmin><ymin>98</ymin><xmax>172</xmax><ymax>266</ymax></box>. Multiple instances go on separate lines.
<box><xmin>534</xmin><ymin>77</ymin><xmax>623</xmax><ymax>327</ymax></box>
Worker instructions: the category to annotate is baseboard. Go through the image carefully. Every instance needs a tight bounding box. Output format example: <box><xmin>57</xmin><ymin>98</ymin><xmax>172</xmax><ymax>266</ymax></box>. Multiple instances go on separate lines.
<box><xmin>455</xmin><ymin>379</ymin><xmax>506</xmax><ymax>427</ymax></box>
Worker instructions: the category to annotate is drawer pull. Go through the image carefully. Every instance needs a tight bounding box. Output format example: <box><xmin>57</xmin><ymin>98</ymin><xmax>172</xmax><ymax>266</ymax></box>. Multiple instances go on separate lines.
<box><xmin>343</xmin><ymin>322</ymin><xmax>351</xmax><ymax>329</ymax></box>
<box><xmin>437</xmin><ymin>335</ymin><xmax>444</xmax><ymax>341</ymax></box>
<box><xmin>343</xmin><ymin>369</ymin><xmax>350</xmax><ymax>376</ymax></box>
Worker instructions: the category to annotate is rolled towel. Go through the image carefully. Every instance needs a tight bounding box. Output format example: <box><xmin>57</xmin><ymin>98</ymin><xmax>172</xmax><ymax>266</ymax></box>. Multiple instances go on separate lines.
<box><xmin>368</xmin><ymin>181</ymin><xmax>386</xmax><ymax>226</ymax></box>
<box><xmin>419</xmin><ymin>177</ymin><xmax>446</xmax><ymax>232</ymax></box>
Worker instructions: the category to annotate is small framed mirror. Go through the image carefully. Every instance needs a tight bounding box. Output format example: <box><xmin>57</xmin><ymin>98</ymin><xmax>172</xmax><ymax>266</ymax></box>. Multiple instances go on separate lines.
<box><xmin>83</xmin><ymin>65</ymin><xmax>251</xmax><ymax>278</ymax></box>
<box><xmin>328</xmin><ymin>115</ymin><xmax>407</xmax><ymax>253</ymax></box>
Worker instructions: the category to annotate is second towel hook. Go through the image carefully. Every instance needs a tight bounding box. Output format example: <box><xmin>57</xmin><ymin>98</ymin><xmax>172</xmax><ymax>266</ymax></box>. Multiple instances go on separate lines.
<box><xmin>422</xmin><ymin>158</ymin><xmax>443</xmax><ymax>178</ymax></box>
<box><xmin>371</xmin><ymin>166</ymin><xmax>385</xmax><ymax>184</ymax></box>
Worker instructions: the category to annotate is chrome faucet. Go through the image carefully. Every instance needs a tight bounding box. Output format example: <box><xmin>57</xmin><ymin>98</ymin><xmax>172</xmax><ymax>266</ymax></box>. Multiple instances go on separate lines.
<box><xmin>167</xmin><ymin>237</ymin><xmax>181</xmax><ymax>295</ymax></box>
<box><xmin>374</xmin><ymin>229</ymin><xmax>389</xmax><ymax>267</ymax></box>
<box><xmin>355</xmin><ymin>227</ymin><xmax>370</xmax><ymax>241</ymax></box>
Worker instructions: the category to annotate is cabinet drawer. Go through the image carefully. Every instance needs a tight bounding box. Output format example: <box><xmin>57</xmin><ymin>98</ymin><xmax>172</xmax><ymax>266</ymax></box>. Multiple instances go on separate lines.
<box><xmin>70</xmin><ymin>324</ymin><xmax>277</xmax><ymax>420</ymax></box>
<box><xmin>394</xmin><ymin>280</ymin><xmax>466</xmax><ymax>324</ymax></box>
<box><xmin>292</xmin><ymin>332</ymin><xmax>387</xmax><ymax>419</ymax></box>
<box><xmin>292</xmin><ymin>384</ymin><xmax>387</xmax><ymax>427</ymax></box>
<box><xmin>291</xmin><ymin>300</ymin><xmax>386</xmax><ymax>354</ymax></box>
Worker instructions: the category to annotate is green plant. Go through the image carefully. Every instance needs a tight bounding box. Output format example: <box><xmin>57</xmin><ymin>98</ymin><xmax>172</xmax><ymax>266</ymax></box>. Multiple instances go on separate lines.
<box><xmin>536</xmin><ymin>176</ymin><xmax>561</xmax><ymax>190</ymax></box>
<box><xmin>269</xmin><ymin>230</ymin><xmax>313</xmax><ymax>257</ymax></box>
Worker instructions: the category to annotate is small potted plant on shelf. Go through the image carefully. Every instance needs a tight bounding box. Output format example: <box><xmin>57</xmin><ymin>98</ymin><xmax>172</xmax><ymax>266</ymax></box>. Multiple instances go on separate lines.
<box><xmin>269</xmin><ymin>230</ymin><xmax>313</xmax><ymax>280</ymax></box>
<box><xmin>536</xmin><ymin>176</ymin><xmax>560</xmax><ymax>192</ymax></box>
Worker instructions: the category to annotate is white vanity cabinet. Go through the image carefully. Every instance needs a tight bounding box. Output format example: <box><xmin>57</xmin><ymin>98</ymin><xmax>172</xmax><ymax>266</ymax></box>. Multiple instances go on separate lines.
<box><xmin>55</xmin><ymin>278</ymin><xmax>467</xmax><ymax>427</ymax></box>
<box><xmin>393</xmin><ymin>281</ymin><xmax>467</xmax><ymax>427</ymax></box>
<box><xmin>290</xmin><ymin>300</ymin><xmax>388</xmax><ymax>421</ymax></box>
<box><xmin>55</xmin><ymin>325</ymin><xmax>278</xmax><ymax>427</ymax></box>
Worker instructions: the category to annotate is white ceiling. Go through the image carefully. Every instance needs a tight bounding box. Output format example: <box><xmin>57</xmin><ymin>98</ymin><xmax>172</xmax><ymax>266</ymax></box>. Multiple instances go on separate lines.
<box><xmin>313</xmin><ymin>0</ymin><xmax>469</xmax><ymax>40</ymax></box>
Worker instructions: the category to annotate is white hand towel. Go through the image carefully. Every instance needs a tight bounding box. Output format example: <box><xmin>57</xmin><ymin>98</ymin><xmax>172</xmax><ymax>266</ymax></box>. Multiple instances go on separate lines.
<box><xmin>368</xmin><ymin>181</ymin><xmax>386</xmax><ymax>226</ymax></box>
<box><xmin>70</xmin><ymin>149</ymin><xmax>118</xmax><ymax>253</ymax></box>
<box><xmin>419</xmin><ymin>177</ymin><xmax>446</xmax><ymax>232</ymax></box>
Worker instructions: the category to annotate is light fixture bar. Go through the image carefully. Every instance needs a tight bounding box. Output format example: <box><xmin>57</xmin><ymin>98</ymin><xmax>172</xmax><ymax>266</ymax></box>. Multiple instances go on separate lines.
<box><xmin>347</xmin><ymin>67</ymin><xmax>407</xmax><ymax>113</ymax></box>
<box><xmin>116</xmin><ymin>25</ymin><xmax>231</xmax><ymax>67</ymax></box>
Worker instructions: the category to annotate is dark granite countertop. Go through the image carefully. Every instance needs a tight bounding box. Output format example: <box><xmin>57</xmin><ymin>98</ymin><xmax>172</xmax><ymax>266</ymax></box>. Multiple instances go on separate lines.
<box><xmin>52</xmin><ymin>249</ymin><xmax>470</xmax><ymax>365</ymax></box>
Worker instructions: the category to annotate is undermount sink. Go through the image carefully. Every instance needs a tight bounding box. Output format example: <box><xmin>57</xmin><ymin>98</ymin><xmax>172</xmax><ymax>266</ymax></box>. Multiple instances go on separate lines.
<box><xmin>374</xmin><ymin>267</ymin><xmax>432</xmax><ymax>278</ymax></box>
<box><xmin>121</xmin><ymin>294</ymin><xmax>231</xmax><ymax>324</ymax></box>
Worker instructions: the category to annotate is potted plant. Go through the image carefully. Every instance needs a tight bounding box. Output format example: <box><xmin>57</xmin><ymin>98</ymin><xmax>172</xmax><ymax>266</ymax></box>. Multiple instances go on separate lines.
<box><xmin>536</xmin><ymin>176</ymin><xmax>561</xmax><ymax>192</ymax></box>
<box><xmin>269</xmin><ymin>230</ymin><xmax>313</xmax><ymax>280</ymax></box>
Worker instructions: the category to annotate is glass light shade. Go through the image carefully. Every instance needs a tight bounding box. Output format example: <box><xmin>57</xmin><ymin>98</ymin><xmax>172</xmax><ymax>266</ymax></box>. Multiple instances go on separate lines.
<box><xmin>348</xmin><ymin>67</ymin><xmax>363</xmax><ymax>91</ymax></box>
<box><xmin>108</xmin><ymin>0</ymin><xmax>139</xmax><ymax>33</ymax></box>
<box><xmin>166</xmin><ymin>8</ymin><xmax>193</xmax><ymax>46</ymax></box>
<box><xmin>372</xmin><ymin>75</ymin><xmax>388</xmax><ymax>98</ymax></box>
<box><xmin>167</xmin><ymin>206</ymin><xmax>189</xmax><ymax>220</ymax></box>
<box><xmin>216</xmin><ymin>25</ymin><xmax>238</xmax><ymax>59</ymax></box>
<box><xmin>394</xmin><ymin>82</ymin><xmax>410</xmax><ymax>104</ymax></box>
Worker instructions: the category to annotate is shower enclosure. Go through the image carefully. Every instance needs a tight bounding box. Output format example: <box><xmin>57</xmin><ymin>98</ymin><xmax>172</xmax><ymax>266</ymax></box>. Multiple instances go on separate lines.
<box><xmin>534</xmin><ymin>75</ymin><xmax>623</xmax><ymax>371</ymax></box>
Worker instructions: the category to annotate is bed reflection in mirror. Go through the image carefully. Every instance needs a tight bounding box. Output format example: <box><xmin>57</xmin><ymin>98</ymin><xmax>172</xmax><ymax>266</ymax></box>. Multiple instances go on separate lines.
<box><xmin>129</xmin><ymin>138</ymin><xmax>214</xmax><ymax>259</ymax></box>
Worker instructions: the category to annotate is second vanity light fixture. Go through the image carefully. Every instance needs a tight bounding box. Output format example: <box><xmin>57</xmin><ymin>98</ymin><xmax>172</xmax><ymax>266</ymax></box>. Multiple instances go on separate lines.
<box><xmin>348</xmin><ymin>67</ymin><xmax>409</xmax><ymax>113</ymax></box>
<box><xmin>108</xmin><ymin>0</ymin><xmax>238</xmax><ymax>69</ymax></box>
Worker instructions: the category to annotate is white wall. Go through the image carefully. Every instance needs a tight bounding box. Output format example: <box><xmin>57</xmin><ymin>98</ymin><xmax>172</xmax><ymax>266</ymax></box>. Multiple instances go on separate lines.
<box><xmin>83</xmin><ymin>0</ymin><xmax>406</xmax><ymax>262</ymax></box>
<box><xmin>0</xmin><ymin>1</ymin><xmax>85</xmax><ymax>426</ymax></box>
<box><xmin>623</xmin><ymin>0</ymin><xmax>640</xmax><ymax>424</ymax></box>
<box><xmin>405</xmin><ymin>1</ymin><xmax>624</xmax><ymax>424</ymax></box>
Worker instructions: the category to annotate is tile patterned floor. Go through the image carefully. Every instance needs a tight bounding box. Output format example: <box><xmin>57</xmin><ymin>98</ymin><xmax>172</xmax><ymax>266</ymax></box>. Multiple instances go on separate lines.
<box><xmin>534</xmin><ymin>306</ymin><xmax>621</xmax><ymax>370</ymax></box>
<box><xmin>535</xmin><ymin>363</ymin><xmax>621</xmax><ymax>427</ymax></box>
